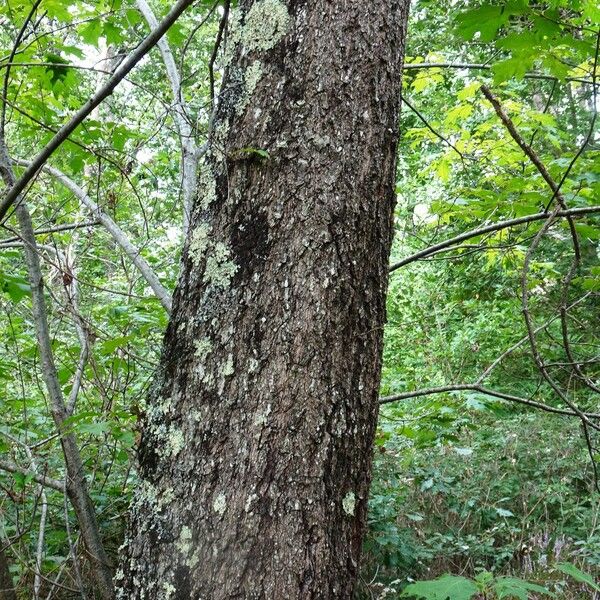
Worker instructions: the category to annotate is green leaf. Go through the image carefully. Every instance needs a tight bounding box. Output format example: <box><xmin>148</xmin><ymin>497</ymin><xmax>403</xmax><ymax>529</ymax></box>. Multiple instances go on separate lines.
<box><xmin>79</xmin><ymin>20</ymin><xmax>103</xmax><ymax>46</ymax></box>
<box><xmin>103</xmin><ymin>22</ymin><xmax>125</xmax><ymax>46</ymax></box>
<box><xmin>557</xmin><ymin>563</ymin><xmax>600</xmax><ymax>591</ymax></box>
<box><xmin>574</xmin><ymin>223</ymin><xmax>600</xmax><ymax>240</ymax></box>
<box><xmin>77</xmin><ymin>421</ymin><xmax>110</xmax><ymax>435</ymax></box>
<box><xmin>455</xmin><ymin>5</ymin><xmax>508</xmax><ymax>42</ymax></box>
<box><xmin>492</xmin><ymin>57</ymin><xmax>531</xmax><ymax>84</ymax></box>
<box><xmin>1</xmin><ymin>273</ymin><xmax>31</xmax><ymax>302</ymax></box>
<box><xmin>494</xmin><ymin>577</ymin><xmax>555</xmax><ymax>599</ymax></box>
<box><xmin>402</xmin><ymin>575</ymin><xmax>478</xmax><ymax>600</ymax></box>
<box><xmin>99</xmin><ymin>336</ymin><xmax>131</xmax><ymax>354</ymax></box>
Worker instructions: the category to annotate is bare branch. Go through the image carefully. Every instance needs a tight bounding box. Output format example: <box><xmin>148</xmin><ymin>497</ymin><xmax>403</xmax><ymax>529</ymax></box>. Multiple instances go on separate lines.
<box><xmin>0</xmin><ymin>0</ymin><xmax>197</xmax><ymax>223</ymax></box>
<box><xmin>379</xmin><ymin>383</ymin><xmax>600</xmax><ymax>419</ymax></box>
<box><xmin>476</xmin><ymin>293</ymin><xmax>594</xmax><ymax>384</ymax></box>
<box><xmin>389</xmin><ymin>206</ymin><xmax>600</xmax><ymax>273</ymax></box>
<box><xmin>0</xmin><ymin>459</ymin><xmax>64</xmax><ymax>492</ymax></box>
<box><xmin>135</xmin><ymin>0</ymin><xmax>199</xmax><ymax>234</ymax></box>
<box><xmin>402</xmin><ymin>62</ymin><xmax>599</xmax><ymax>86</ymax></box>
<box><xmin>0</xmin><ymin>220</ymin><xmax>99</xmax><ymax>242</ymax></box>
<box><xmin>12</xmin><ymin>159</ymin><xmax>172</xmax><ymax>313</ymax></box>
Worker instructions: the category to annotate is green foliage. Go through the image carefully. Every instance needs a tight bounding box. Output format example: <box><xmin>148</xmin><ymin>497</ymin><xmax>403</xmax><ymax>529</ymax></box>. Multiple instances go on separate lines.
<box><xmin>1</xmin><ymin>0</ymin><xmax>599</xmax><ymax>596</ymax></box>
<box><xmin>361</xmin><ymin>0</ymin><xmax>599</xmax><ymax>597</ymax></box>
<box><xmin>557</xmin><ymin>563</ymin><xmax>600</xmax><ymax>592</ymax></box>
<box><xmin>402</xmin><ymin>574</ymin><xmax>478</xmax><ymax>600</ymax></box>
<box><xmin>402</xmin><ymin>571</ymin><xmax>556</xmax><ymax>600</ymax></box>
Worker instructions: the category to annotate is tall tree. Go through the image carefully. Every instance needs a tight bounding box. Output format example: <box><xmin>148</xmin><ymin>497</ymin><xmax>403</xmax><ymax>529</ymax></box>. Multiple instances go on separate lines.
<box><xmin>125</xmin><ymin>0</ymin><xmax>408</xmax><ymax>596</ymax></box>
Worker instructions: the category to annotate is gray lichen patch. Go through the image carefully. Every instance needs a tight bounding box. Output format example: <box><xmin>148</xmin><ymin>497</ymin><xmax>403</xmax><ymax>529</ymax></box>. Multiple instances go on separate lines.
<box><xmin>166</xmin><ymin>426</ymin><xmax>185</xmax><ymax>457</ymax></box>
<box><xmin>196</xmin><ymin>165</ymin><xmax>217</xmax><ymax>211</ymax></box>
<box><xmin>176</xmin><ymin>526</ymin><xmax>193</xmax><ymax>555</ymax></box>
<box><xmin>132</xmin><ymin>481</ymin><xmax>175</xmax><ymax>513</ymax></box>
<box><xmin>194</xmin><ymin>337</ymin><xmax>212</xmax><ymax>361</ymax></box>
<box><xmin>204</xmin><ymin>242</ymin><xmax>238</xmax><ymax>289</ymax></box>
<box><xmin>189</xmin><ymin>224</ymin><xmax>238</xmax><ymax>289</ymax></box>
<box><xmin>242</xmin><ymin>0</ymin><xmax>291</xmax><ymax>52</ymax></box>
<box><xmin>162</xmin><ymin>582</ymin><xmax>176</xmax><ymax>598</ymax></box>
<box><xmin>245</xmin><ymin>493</ymin><xmax>258</xmax><ymax>513</ymax></box>
<box><xmin>223</xmin><ymin>9</ymin><xmax>242</xmax><ymax>66</ymax></box>
<box><xmin>213</xmin><ymin>492</ymin><xmax>227</xmax><ymax>515</ymax></box>
<box><xmin>222</xmin><ymin>353</ymin><xmax>235</xmax><ymax>377</ymax></box>
<box><xmin>189</xmin><ymin>223</ymin><xmax>211</xmax><ymax>267</ymax></box>
<box><xmin>224</xmin><ymin>0</ymin><xmax>290</xmax><ymax>67</ymax></box>
<box><xmin>176</xmin><ymin>526</ymin><xmax>201</xmax><ymax>568</ymax></box>
<box><xmin>342</xmin><ymin>491</ymin><xmax>356</xmax><ymax>516</ymax></box>
<box><xmin>236</xmin><ymin>61</ymin><xmax>263</xmax><ymax>115</ymax></box>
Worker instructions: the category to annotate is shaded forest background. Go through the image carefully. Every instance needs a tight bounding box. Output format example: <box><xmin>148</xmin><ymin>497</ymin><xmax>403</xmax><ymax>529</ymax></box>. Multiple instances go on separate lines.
<box><xmin>0</xmin><ymin>0</ymin><xmax>598</xmax><ymax>597</ymax></box>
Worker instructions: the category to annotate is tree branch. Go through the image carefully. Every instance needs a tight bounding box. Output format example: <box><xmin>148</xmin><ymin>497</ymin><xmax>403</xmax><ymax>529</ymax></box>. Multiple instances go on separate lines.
<box><xmin>0</xmin><ymin>220</ymin><xmax>98</xmax><ymax>242</ymax></box>
<box><xmin>389</xmin><ymin>206</ymin><xmax>600</xmax><ymax>272</ymax></box>
<box><xmin>0</xmin><ymin>0</ymin><xmax>197</xmax><ymax>223</ymax></box>
<box><xmin>402</xmin><ymin>62</ymin><xmax>598</xmax><ymax>86</ymax></box>
<box><xmin>379</xmin><ymin>383</ymin><xmax>600</xmax><ymax>419</ymax></box>
<box><xmin>0</xmin><ymin>459</ymin><xmax>64</xmax><ymax>492</ymax></box>
<box><xmin>12</xmin><ymin>159</ymin><xmax>172</xmax><ymax>313</ymax></box>
<box><xmin>135</xmin><ymin>0</ymin><xmax>198</xmax><ymax>233</ymax></box>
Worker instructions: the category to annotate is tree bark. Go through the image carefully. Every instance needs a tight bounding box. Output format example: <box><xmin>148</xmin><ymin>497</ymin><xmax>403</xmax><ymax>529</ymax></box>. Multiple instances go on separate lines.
<box><xmin>118</xmin><ymin>0</ymin><xmax>409</xmax><ymax>597</ymax></box>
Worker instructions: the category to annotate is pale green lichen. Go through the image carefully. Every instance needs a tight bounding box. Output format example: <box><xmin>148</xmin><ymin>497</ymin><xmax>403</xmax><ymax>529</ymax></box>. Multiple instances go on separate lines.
<box><xmin>177</xmin><ymin>526</ymin><xmax>201</xmax><ymax>567</ymax></box>
<box><xmin>160</xmin><ymin>487</ymin><xmax>176</xmax><ymax>508</ymax></box>
<box><xmin>245</xmin><ymin>62</ymin><xmax>263</xmax><ymax>94</ymax></box>
<box><xmin>189</xmin><ymin>225</ymin><xmax>238</xmax><ymax>289</ymax></box>
<box><xmin>134</xmin><ymin>481</ymin><xmax>176</xmax><ymax>512</ymax></box>
<box><xmin>224</xmin><ymin>0</ymin><xmax>290</xmax><ymax>67</ymax></box>
<box><xmin>176</xmin><ymin>526</ymin><xmax>193</xmax><ymax>554</ymax></box>
<box><xmin>204</xmin><ymin>241</ymin><xmax>238</xmax><ymax>288</ymax></box>
<box><xmin>222</xmin><ymin>353</ymin><xmax>235</xmax><ymax>377</ymax></box>
<box><xmin>189</xmin><ymin>223</ymin><xmax>211</xmax><ymax>266</ymax></box>
<box><xmin>245</xmin><ymin>493</ymin><xmax>258</xmax><ymax>512</ymax></box>
<box><xmin>242</xmin><ymin>0</ymin><xmax>291</xmax><ymax>52</ymax></box>
<box><xmin>342</xmin><ymin>491</ymin><xmax>356</xmax><ymax>516</ymax></box>
<box><xmin>254</xmin><ymin>403</ymin><xmax>271</xmax><ymax>427</ymax></box>
<box><xmin>196</xmin><ymin>166</ymin><xmax>217</xmax><ymax>211</ymax></box>
<box><xmin>166</xmin><ymin>427</ymin><xmax>185</xmax><ymax>457</ymax></box>
<box><xmin>236</xmin><ymin>62</ymin><xmax>263</xmax><ymax>115</ymax></box>
<box><xmin>162</xmin><ymin>582</ymin><xmax>176</xmax><ymax>598</ymax></box>
<box><xmin>223</xmin><ymin>9</ymin><xmax>242</xmax><ymax>65</ymax></box>
<box><xmin>213</xmin><ymin>492</ymin><xmax>227</xmax><ymax>515</ymax></box>
<box><xmin>194</xmin><ymin>337</ymin><xmax>212</xmax><ymax>361</ymax></box>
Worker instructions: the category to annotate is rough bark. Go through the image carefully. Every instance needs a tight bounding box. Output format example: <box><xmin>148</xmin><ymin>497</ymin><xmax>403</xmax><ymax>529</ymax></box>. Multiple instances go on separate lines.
<box><xmin>118</xmin><ymin>0</ymin><xmax>409</xmax><ymax>597</ymax></box>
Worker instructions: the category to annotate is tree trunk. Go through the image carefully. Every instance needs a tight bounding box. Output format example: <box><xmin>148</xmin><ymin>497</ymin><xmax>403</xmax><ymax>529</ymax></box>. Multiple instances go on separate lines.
<box><xmin>118</xmin><ymin>0</ymin><xmax>409</xmax><ymax>597</ymax></box>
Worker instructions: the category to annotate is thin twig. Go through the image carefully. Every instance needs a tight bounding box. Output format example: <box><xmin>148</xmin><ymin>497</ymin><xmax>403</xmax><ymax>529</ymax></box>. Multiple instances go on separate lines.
<box><xmin>0</xmin><ymin>0</ymin><xmax>198</xmax><ymax>223</ymax></box>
